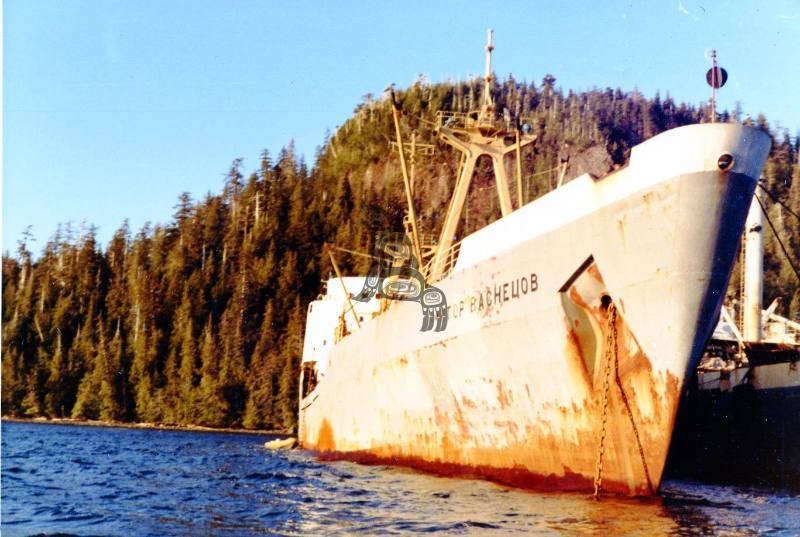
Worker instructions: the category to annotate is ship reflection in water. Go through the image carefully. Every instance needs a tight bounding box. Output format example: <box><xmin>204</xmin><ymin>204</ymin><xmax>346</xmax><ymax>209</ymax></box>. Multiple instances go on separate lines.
<box><xmin>2</xmin><ymin>421</ymin><xmax>798</xmax><ymax>536</ymax></box>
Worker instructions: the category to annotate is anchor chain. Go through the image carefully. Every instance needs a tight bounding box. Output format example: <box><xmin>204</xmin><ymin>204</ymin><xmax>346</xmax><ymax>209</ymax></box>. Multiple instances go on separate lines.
<box><xmin>593</xmin><ymin>304</ymin><xmax>616</xmax><ymax>498</ymax></box>
<box><xmin>593</xmin><ymin>303</ymin><xmax>654</xmax><ymax>498</ymax></box>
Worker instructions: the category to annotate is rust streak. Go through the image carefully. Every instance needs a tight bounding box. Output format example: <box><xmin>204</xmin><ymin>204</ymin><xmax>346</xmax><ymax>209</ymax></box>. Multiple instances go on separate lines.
<box><xmin>496</xmin><ymin>380</ymin><xmax>511</xmax><ymax>409</ymax></box>
<box><xmin>315</xmin><ymin>449</ymin><xmax>645</xmax><ymax>496</ymax></box>
<box><xmin>450</xmin><ymin>395</ymin><xmax>471</xmax><ymax>438</ymax></box>
<box><xmin>317</xmin><ymin>419</ymin><xmax>336</xmax><ymax>452</ymax></box>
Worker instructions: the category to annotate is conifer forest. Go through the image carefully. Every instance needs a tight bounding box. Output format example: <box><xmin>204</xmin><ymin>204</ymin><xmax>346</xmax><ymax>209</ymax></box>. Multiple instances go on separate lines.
<box><xmin>3</xmin><ymin>77</ymin><xmax>799</xmax><ymax>431</ymax></box>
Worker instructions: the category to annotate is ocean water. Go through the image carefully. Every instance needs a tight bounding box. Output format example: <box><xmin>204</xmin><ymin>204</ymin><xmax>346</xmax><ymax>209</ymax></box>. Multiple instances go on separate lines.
<box><xmin>2</xmin><ymin>420</ymin><xmax>798</xmax><ymax>536</ymax></box>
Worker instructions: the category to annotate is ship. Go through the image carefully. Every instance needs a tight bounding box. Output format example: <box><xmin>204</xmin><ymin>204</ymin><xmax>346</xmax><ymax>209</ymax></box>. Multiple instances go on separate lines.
<box><xmin>297</xmin><ymin>32</ymin><xmax>772</xmax><ymax>496</ymax></box>
<box><xmin>667</xmin><ymin>188</ymin><xmax>800</xmax><ymax>488</ymax></box>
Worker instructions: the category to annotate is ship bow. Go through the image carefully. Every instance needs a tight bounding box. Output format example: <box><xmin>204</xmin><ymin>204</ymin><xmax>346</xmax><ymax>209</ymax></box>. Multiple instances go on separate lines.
<box><xmin>589</xmin><ymin>124</ymin><xmax>771</xmax><ymax>492</ymax></box>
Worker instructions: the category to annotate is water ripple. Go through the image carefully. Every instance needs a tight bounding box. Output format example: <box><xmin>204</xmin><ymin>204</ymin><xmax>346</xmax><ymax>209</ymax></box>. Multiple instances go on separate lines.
<box><xmin>3</xmin><ymin>420</ymin><xmax>800</xmax><ymax>536</ymax></box>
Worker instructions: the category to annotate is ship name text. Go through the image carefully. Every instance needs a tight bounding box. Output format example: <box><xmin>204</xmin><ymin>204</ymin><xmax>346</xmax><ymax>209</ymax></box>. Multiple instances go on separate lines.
<box><xmin>448</xmin><ymin>272</ymin><xmax>539</xmax><ymax>319</ymax></box>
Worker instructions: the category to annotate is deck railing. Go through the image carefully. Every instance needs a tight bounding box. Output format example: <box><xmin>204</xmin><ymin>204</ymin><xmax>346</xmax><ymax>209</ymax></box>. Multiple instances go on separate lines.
<box><xmin>436</xmin><ymin>110</ymin><xmax>535</xmax><ymax>134</ymax></box>
<box><xmin>423</xmin><ymin>239</ymin><xmax>462</xmax><ymax>282</ymax></box>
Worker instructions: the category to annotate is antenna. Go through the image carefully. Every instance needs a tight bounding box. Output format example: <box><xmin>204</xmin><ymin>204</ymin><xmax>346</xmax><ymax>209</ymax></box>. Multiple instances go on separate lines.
<box><xmin>480</xmin><ymin>29</ymin><xmax>495</xmax><ymax>121</ymax></box>
<box><xmin>485</xmin><ymin>29</ymin><xmax>494</xmax><ymax>83</ymax></box>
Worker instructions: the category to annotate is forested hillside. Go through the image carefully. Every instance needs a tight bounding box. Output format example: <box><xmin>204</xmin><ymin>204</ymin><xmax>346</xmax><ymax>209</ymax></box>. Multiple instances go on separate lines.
<box><xmin>3</xmin><ymin>76</ymin><xmax>799</xmax><ymax>431</ymax></box>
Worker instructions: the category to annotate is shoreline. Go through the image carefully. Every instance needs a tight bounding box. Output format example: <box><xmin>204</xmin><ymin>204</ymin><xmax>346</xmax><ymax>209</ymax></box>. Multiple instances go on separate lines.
<box><xmin>1</xmin><ymin>416</ymin><xmax>290</xmax><ymax>437</ymax></box>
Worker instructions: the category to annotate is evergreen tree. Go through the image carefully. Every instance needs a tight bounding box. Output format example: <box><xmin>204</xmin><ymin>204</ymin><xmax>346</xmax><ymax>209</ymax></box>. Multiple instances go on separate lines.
<box><xmin>2</xmin><ymin>79</ymin><xmax>797</xmax><ymax>430</ymax></box>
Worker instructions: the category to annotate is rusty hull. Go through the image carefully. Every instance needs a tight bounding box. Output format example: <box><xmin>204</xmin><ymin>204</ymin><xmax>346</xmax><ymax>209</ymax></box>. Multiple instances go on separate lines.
<box><xmin>303</xmin><ymin>297</ymin><xmax>681</xmax><ymax>496</ymax></box>
<box><xmin>299</xmin><ymin>124</ymin><xmax>771</xmax><ymax>496</ymax></box>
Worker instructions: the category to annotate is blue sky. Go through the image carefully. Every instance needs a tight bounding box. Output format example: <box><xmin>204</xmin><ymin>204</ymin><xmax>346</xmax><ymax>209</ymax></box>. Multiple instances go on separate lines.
<box><xmin>4</xmin><ymin>0</ymin><xmax>799</xmax><ymax>253</ymax></box>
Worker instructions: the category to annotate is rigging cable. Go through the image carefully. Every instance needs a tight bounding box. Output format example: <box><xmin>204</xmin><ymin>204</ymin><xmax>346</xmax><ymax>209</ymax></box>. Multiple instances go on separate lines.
<box><xmin>755</xmin><ymin>194</ymin><xmax>800</xmax><ymax>283</ymax></box>
<box><xmin>332</xmin><ymin>245</ymin><xmax>383</xmax><ymax>263</ymax></box>
<box><xmin>758</xmin><ymin>183</ymin><xmax>800</xmax><ymax>221</ymax></box>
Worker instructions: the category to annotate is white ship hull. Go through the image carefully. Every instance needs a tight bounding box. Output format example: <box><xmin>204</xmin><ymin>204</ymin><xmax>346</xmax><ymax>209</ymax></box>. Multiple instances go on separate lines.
<box><xmin>299</xmin><ymin>123</ymin><xmax>770</xmax><ymax>495</ymax></box>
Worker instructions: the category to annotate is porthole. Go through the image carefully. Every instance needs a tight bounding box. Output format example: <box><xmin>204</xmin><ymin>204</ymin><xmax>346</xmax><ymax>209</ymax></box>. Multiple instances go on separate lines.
<box><xmin>717</xmin><ymin>153</ymin><xmax>734</xmax><ymax>172</ymax></box>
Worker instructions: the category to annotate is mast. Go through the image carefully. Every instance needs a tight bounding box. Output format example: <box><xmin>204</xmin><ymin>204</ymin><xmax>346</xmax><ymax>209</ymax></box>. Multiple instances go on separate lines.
<box><xmin>480</xmin><ymin>29</ymin><xmax>495</xmax><ymax>122</ymax></box>
<box><xmin>706</xmin><ymin>50</ymin><xmax>727</xmax><ymax>123</ymax></box>
<box><xmin>710</xmin><ymin>49</ymin><xmax>717</xmax><ymax>123</ymax></box>
<box><xmin>428</xmin><ymin>30</ymin><xmax>535</xmax><ymax>282</ymax></box>
<box><xmin>387</xmin><ymin>102</ymin><xmax>435</xmax><ymax>261</ymax></box>
<box><xmin>388</xmin><ymin>87</ymin><xmax>424</xmax><ymax>265</ymax></box>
